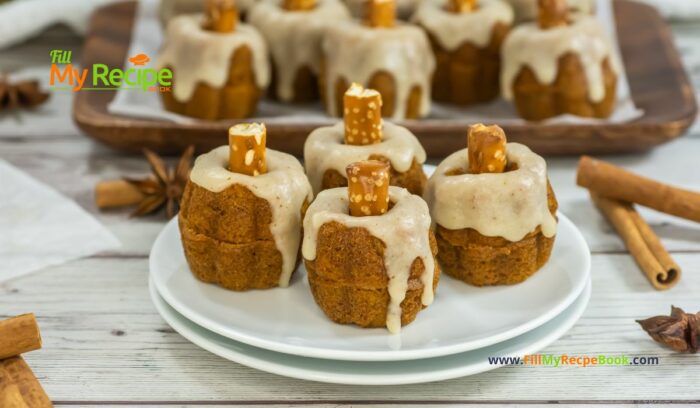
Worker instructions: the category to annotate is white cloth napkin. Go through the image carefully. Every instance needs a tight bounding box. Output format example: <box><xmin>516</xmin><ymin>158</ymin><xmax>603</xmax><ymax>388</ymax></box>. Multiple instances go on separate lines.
<box><xmin>0</xmin><ymin>160</ymin><xmax>121</xmax><ymax>283</ymax></box>
<box><xmin>107</xmin><ymin>0</ymin><xmax>643</xmax><ymax>125</ymax></box>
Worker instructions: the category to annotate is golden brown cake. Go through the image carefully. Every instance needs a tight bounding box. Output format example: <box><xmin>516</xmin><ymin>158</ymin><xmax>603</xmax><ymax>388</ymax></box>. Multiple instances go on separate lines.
<box><xmin>500</xmin><ymin>0</ymin><xmax>619</xmax><ymax>120</ymax></box>
<box><xmin>424</xmin><ymin>124</ymin><xmax>558</xmax><ymax>286</ymax></box>
<box><xmin>157</xmin><ymin>0</ymin><xmax>270</xmax><ymax>120</ymax></box>
<box><xmin>412</xmin><ymin>0</ymin><xmax>513</xmax><ymax>105</ymax></box>
<box><xmin>319</xmin><ymin>0</ymin><xmax>435</xmax><ymax>119</ymax></box>
<box><xmin>179</xmin><ymin>123</ymin><xmax>312</xmax><ymax>291</ymax></box>
<box><xmin>248</xmin><ymin>0</ymin><xmax>350</xmax><ymax>102</ymax></box>
<box><xmin>303</xmin><ymin>161</ymin><xmax>439</xmax><ymax>333</ymax></box>
<box><xmin>304</xmin><ymin>83</ymin><xmax>427</xmax><ymax>195</ymax></box>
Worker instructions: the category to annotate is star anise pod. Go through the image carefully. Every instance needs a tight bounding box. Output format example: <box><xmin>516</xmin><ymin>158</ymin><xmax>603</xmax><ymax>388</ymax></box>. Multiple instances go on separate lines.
<box><xmin>124</xmin><ymin>146</ymin><xmax>194</xmax><ymax>218</ymax></box>
<box><xmin>0</xmin><ymin>74</ymin><xmax>50</xmax><ymax>111</ymax></box>
<box><xmin>637</xmin><ymin>306</ymin><xmax>700</xmax><ymax>353</ymax></box>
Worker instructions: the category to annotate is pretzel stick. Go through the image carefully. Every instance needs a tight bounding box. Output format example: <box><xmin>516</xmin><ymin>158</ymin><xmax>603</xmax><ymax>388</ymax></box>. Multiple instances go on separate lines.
<box><xmin>467</xmin><ymin>124</ymin><xmax>507</xmax><ymax>174</ymax></box>
<box><xmin>283</xmin><ymin>0</ymin><xmax>316</xmax><ymax>11</ymax></box>
<box><xmin>538</xmin><ymin>0</ymin><xmax>568</xmax><ymax>29</ymax></box>
<box><xmin>344</xmin><ymin>83</ymin><xmax>383</xmax><ymax>145</ymax></box>
<box><xmin>346</xmin><ymin>160</ymin><xmax>390</xmax><ymax>216</ymax></box>
<box><xmin>591</xmin><ymin>193</ymin><xmax>681</xmax><ymax>290</ymax></box>
<box><xmin>203</xmin><ymin>0</ymin><xmax>238</xmax><ymax>33</ymax></box>
<box><xmin>0</xmin><ymin>314</ymin><xmax>41</xmax><ymax>361</ymax></box>
<box><xmin>1</xmin><ymin>357</ymin><xmax>52</xmax><ymax>408</ymax></box>
<box><xmin>447</xmin><ymin>0</ymin><xmax>476</xmax><ymax>13</ymax></box>
<box><xmin>363</xmin><ymin>0</ymin><xmax>395</xmax><ymax>28</ymax></box>
<box><xmin>577</xmin><ymin>156</ymin><xmax>700</xmax><ymax>223</ymax></box>
<box><xmin>228</xmin><ymin>123</ymin><xmax>267</xmax><ymax>176</ymax></box>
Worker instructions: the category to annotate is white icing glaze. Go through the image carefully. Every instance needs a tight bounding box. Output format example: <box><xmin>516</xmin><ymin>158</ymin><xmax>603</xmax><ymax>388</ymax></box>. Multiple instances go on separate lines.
<box><xmin>302</xmin><ymin>186</ymin><xmax>435</xmax><ymax>333</ymax></box>
<box><xmin>322</xmin><ymin>21</ymin><xmax>435</xmax><ymax>119</ymax></box>
<box><xmin>303</xmin><ymin>121</ymin><xmax>427</xmax><ymax>194</ymax></box>
<box><xmin>411</xmin><ymin>0</ymin><xmax>513</xmax><ymax>51</ymax></box>
<box><xmin>157</xmin><ymin>14</ymin><xmax>271</xmax><ymax>103</ymax></box>
<box><xmin>424</xmin><ymin>143</ymin><xmax>557</xmax><ymax>241</ymax></box>
<box><xmin>500</xmin><ymin>15</ymin><xmax>620</xmax><ymax>103</ymax></box>
<box><xmin>249</xmin><ymin>0</ymin><xmax>350</xmax><ymax>102</ymax></box>
<box><xmin>505</xmin><ymin>0</ymin><xmax>594</xmax><ymax>22</ymax></box>
<box><xmin>189</xmin><ymin>146</ymin><xmax>313</xmax><ymax>287</ymax></box>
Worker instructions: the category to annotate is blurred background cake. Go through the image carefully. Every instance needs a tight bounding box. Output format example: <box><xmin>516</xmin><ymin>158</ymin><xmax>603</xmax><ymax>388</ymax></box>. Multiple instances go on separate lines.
<box><xmin>501</xmin><ymin>0</ymin><xmax>619</xmax><ymax>120</ymax></box>
<box><xmin>158</xmin><ymin>0</ymin><xmax>270</xmax><ymax>119</ymax></box>
<box><xmin>413</xmin><ymin>0</ymin><xmax>513</xmax><ymax>105</ymax></box>
<box><xmin>319</xmin><ymin>0</ymin><xmax>435</xmax><ymax>119</ymax></box>
<box><xmin>249</xmin><ymin>0</ymin><xmax>350</xmax><ymax>102</ymax></box>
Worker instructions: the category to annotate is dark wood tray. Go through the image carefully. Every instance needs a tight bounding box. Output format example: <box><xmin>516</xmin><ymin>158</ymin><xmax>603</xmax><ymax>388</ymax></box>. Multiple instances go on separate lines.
<box><xmin>74</xmin><ymin>0</ymin><xmax>697</xmax><ymax>156</ymax></box>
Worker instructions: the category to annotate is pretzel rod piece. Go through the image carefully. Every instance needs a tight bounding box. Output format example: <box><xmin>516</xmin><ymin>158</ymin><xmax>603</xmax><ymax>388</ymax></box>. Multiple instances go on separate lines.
<box><xmin>447</xmin><ymin>0</ymin><xmax>476</xmax><ymax>13</ymax></box>
<box><xmin>344</xmin><ymin>83</ymin><xmax>383</xmax><ymax>145</ymax></box>
<box><xmin>203</xmin><ymin>0</ymin><xmax>238</xmax><ymax>33</ymax></box>
<box><xmin>467</xmin><ymin>124</ymin><xmax>507</xmax><ymax>174</ymax></box>
<box><xmin>283</xmin><ymin>0</ymin><xmax>317</xmax><ymax>11</ymax></box>
<box><xmin>538</xmin><ymin>0</ymin><xmax>568</xmax><ymax>29</ymax></box>
<box><xmin>363</xmin><ymin>0</ymin><xmax>396</xmax><ymax>28</ymax></box>
<box><xmin>229</xmin><ymin>123</ymin><xmax>267</xmax><ymax>176</ymax></box>
<box><xmin>346</xmin><ymin>160</ymin><xmax>390</xmax><ymax>216</ymax></box>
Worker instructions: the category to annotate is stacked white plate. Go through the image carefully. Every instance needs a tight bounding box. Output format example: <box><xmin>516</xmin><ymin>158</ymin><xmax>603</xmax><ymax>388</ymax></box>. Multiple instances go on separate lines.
<box><xmin>149</xmin><ymin>200</ymin><xmax>591</xmax><ymax>385</ymax></box>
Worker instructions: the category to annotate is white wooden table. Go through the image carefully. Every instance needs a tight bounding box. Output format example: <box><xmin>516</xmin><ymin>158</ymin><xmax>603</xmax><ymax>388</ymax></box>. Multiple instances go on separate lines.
<box><xmin>1</xmin><ymin>22</ymin><xmax>699</xmax><ymax>406</ymax></box>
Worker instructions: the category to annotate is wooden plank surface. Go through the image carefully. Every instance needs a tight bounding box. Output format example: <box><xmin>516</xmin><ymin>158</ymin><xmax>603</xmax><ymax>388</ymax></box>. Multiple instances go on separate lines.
<box><xmin>0</xmin><ymin>15</ymin><xmax>699</xmax><ymax>407</ymax></box>
<box><xmin>73</xmin><ymin>0</ymin><xmax>697</xmax><ymax>156</ymax></box>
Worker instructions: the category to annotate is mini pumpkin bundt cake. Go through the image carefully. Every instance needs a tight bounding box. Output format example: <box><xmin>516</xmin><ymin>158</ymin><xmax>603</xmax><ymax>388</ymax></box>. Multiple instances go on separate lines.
<box><xmin>505</xmin><ymin>0</ymin><xmax>593</xmax><ymax>23</ymax></box>
<box><xmin>304</xmin><ymin>83</ymin><xmax>427</xmax><ymax>196</ymax></box>
<box><xmin>412</xmin><ymin>0</ymin><xmax>513</xmax><ymax>105</ymax></box>
<box><xmin>249</xmin><ymin>0</ymin><xmax>350</xmax><ymax>102</ymax></box>
<box><xmin>320</xmin><ymin>0</ymin><xmax>435</xmax><ymax>119</ymax></box>
<box><xmin>424</xmin><ymin>124</ymin><xmax>558</xmax><ymax>286</ymax></box>
<box><xmin>179</xmin><ymin>123</ymin><xmax>313</xmax><ymax>291</ymax></box>
<box><xmin>158</xmin><ymin>0</ymin><xmax>270</xmax><ymax>120</ymax></box>
<box><xmin>501</xmin><ymin>0</ymin><xmax>619</xmax><ymax>120</ymax></box>
<box><xmin>303</xmin><ymin>160</ymin><xmax>439</xmax><ymax>333</ymax></box>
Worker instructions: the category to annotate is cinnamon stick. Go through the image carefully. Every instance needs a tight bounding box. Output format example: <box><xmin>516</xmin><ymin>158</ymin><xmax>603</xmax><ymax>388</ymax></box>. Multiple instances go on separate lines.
<box><xmin>577</xmin><ymin>156</ymin><xmax>700</xmax><ymax>223</ymax></box>
<box><xmin>591</xmin><ymin>193</ymin><xmax>681</xmax><ymax>290</ymax></box>
<box><xmin>0</xmin><ymin>314</ymin><xmax>41</xmax><ymax>361</ymax></box>
<box><xmin>1</xmin><ymin>357</ymin><xmax>52</xmax><ymax>408</ymax></box>
<box><xmin>95</xmin><ymin>180</ymin><xmax>145</xmax><ymax>209</ymax></box>
<box><xmin>0</xmin><ymin>366</ymin><xmax>28</xmax><ymax>408</ymax></box>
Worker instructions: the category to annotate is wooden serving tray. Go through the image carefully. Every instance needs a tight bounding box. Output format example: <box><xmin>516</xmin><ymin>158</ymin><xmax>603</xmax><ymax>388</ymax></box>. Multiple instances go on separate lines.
<box><xmin>74</xmin><ymin>0</ymin><xmax>697</xmax><ymax>156</ymax></box>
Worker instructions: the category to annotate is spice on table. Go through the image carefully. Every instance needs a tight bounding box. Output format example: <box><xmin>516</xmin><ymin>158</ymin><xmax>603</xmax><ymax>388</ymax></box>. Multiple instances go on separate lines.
<box><xmin>94</xmin><ymin>146</ymin><xmax>194</xmax><ymax>218</ymax></box>
<box><xmin>590</xmin><ymin>193</ymin><xmax>680</xmax><ymax>290</ymax></box>
<box><xmin>0</xmin><ymin>314</ymin><xmax>52</xmax><ymax>407</ymax></box>
<box><xmin>0</xmin><ymin>314</ymin><xmax>42</xmax><ymax>360</ymax></box>
<box><xmin>637</xmin><ymin>306</ymin><xmax>700</xmax><ymax>353</ymax></box>
<box><xmin>577</xmin><ymin>155</ymin><xmax>700</xmax><ymax>223</ymax></box>
<box><xmin>0</xmin><ymin>74</ymin><xmax>50</xmax><ymax>112</ymax></box>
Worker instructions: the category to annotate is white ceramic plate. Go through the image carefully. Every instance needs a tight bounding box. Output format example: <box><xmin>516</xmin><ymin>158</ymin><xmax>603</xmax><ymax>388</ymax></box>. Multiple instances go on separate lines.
<box><xmin>150</xmin><ymin>207</ymin><xmax>590</xmax><ymax>361</ymax></box>
<box><xmin>150</xmin><ymin>276</ymin><xmax>591</xmax><ymax>385</ymax></box>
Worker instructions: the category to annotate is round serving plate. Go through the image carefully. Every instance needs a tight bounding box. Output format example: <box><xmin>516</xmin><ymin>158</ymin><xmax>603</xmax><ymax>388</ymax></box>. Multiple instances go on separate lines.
<box><xmin>150</xmin><ymin>276</ymin><xmax>591</xmax><ymax>385</ymax></box>
<box><xmin>150</xmin><ymin>206</ymin><xmax>590</xmax><ymax>361</ymax></box>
